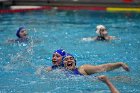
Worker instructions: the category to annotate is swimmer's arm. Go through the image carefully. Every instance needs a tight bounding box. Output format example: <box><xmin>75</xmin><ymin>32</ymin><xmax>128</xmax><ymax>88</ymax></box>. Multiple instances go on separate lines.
<box><xmin>105</xmin><ymin>79</ymin><xmax>119</xmax><ymax>93</ymax></box>
<box><xmin>6</xmin><ymin>39</ymin><xmax>16</xmax><ymax>43</ymax></box>
<box><xmin>32</xmin><ymin>39</ymin><xmax>42</xmax><ymax>43</ymax></box>
<box><xmin>81</xmin><ymin>62</ymin><xmax>129</xmax><ymax>75</ymax></box>
<box><xmin>91</xmin><ymin>37</ymin><xmax>98</xmax><ymax>41</ymax></box>
<box><xmin>45</xmin><ymin>67</ymin><xmax>52</xmax><ymax>72</ymax></box>
<box><xmin>110</xmin><ymin>36</ymin><xmax>117</xmax><ymax>40</ymax></box>
<box><xmin>98</xmin><ymin>75</ymin><xmax>119</xmax><ymax>93</ymax></box>
<box><xmin>81</xmin><ymin>37</ymin><xmax>97</xmax><ymax>41</ymax></box>
<box><xmin>35</xmin><ymin>66</ymin><xmax>52</xmax><ymax>75</ymax></box>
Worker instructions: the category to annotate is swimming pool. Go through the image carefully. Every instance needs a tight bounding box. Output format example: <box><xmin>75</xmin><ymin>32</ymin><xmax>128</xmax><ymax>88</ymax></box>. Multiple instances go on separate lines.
<box><xmin>0</xmin><ymin>10</ymin><xmax>140</xmax><ymax>93</ymax></box>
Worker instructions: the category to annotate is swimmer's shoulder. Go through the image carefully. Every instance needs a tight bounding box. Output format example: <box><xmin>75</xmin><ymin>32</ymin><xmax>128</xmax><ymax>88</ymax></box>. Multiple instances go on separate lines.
<box><xmin>7</xmin><ymin>38</ymin><xmax>18</xmax><ymax>43</ymax></box>
<box><xmin>78</xmin><ymin>65</ymin><xmax>90</xmax><ymax>75</ymax></box>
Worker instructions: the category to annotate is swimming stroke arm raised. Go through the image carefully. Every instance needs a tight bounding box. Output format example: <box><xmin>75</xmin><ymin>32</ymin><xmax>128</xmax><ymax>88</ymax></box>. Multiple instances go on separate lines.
<box><xmin>98</xmin><ymin>75</ymin><xmax>120</xmax><ymax>93</ymax></box>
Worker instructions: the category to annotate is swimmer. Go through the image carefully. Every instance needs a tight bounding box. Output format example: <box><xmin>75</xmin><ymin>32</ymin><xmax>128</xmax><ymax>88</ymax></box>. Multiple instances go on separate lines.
<box><xmin>62</xmin><ymin>53</ymin><xmax>129</xmax><ymax>75</ymax></box>
<box><xmin>15</xmin><ymin>26</ymin><xmax>28</xmax><ymax>42</ymax></box>
<box><xmin>35</xmin><ymin>49</ymin><xmax>66</xmax><ymax>75</ymax></box>
<box><xmin>98</xmin><ymin>75</ymin><xmax>119</xmax><ymax>93</ymax></box>
<box><xmin>63</xmin><ymin>54</ymin><xmax>122</xmax><ymax>93</ymax></box>
<box><xmin>46</xmin><ymin>49</ymin><xmax>66</xmax><ymax>71</ymax></box>
<box><xmin>82</xmin><ymin>25</ymin><xmax>116</xmax><ymax>41</ymax></box>
<box><xmin>8</xmin><ymin>27</ymin><xmax>28</xmax><ymax>43</ymax></box>
<box><xmin>94</xmin><ymin>25</ymin><xmax>116</xmax><ymax>41</ymax></box>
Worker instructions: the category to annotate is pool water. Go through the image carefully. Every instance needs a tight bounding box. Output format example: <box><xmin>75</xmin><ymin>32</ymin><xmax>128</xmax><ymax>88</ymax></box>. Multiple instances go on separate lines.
<box><xmin>0</xmin><ymin>10</ymin><xmax>140</xmax><ymax>93</ymax></box>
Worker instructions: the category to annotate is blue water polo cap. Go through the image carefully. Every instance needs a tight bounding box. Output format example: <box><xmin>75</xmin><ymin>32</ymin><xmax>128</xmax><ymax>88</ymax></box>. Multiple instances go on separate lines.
<box><xmin>63</xmin><ymin>53</ymin><xmax>74</xmax><ymax>58</ymax></box>
<box><xmin>63</xmin><ymin>53</ymin><xmax>76</xmax><ymax>65</ymax></box>
<box><xmin>54</xmin><ymin>49</ymin><xmax>66</xmax><ymax>57</ymax></box>
<box><xmin>16</xmin><ymin>27</ymin><xmax>25</xmax><ymax>38</ymax></box>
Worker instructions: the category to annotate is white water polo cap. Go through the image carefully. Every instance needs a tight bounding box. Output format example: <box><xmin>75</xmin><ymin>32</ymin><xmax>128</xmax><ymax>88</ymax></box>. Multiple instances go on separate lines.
<box><xmin>96</xmin><ymin>25</ymin><xmax>106</xmax><ymax>35</ymax></box>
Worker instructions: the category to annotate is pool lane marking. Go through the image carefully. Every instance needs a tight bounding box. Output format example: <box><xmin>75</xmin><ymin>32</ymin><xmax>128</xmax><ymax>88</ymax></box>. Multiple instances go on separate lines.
<box><xmin>55</xmin><ymin>6</ymin><xmax>106</xmax><ymax>11</ymax></box>
<box><xmin>1</xmin><ymin>6</ymin><xmax>140</xmax><ymax>13</ymax></box>
<box><xmin>107</xmin><ymin>7</ymin><xmax>140</xmax><ymax>12</ymax></box>
<box><xmin>0</xmin><ymin>6</ymin><xmax>52</xmax><ymax>13</ymax></box>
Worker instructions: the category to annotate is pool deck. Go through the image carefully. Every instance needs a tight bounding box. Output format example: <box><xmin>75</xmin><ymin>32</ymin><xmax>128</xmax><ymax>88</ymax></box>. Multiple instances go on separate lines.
<box><xmin>1</xmin><ymin>0</ymin><xmax>140</xmax><ymax>13</ymax></box>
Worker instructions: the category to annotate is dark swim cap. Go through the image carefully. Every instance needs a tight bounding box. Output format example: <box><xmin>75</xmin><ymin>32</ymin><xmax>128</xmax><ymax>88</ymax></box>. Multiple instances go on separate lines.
<box><xmin>54</xmin><ymin>49</ymin><xmax>66</xmax><ymax>57</ymax></box>
<box><xmin>16</xmin><ymin>27</ymin><xmax>25</xmax><ymax>38</ymax></box>
<box><xmin>63</xmin><ymin>53</ymin><xmax>74</xmax><ymax>58</ymax></box>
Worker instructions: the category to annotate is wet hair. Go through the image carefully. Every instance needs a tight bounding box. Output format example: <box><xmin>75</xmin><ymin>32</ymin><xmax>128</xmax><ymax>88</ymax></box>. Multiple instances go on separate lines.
<box><xmin>16</xmin><ymin>27</ymin><xmax>25</xmax><ymax>38</ymax></box>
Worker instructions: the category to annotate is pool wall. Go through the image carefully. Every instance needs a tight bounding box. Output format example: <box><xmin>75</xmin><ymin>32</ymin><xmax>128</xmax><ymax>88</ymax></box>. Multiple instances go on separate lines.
<box><xmin>0</xmin><ymin>0</ymin><xmax>140</xmax><ymax>13</ymax></box>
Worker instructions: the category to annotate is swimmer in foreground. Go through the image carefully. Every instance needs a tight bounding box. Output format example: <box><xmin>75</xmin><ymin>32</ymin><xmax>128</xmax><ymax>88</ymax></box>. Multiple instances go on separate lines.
<box><xmin>46</xmin><ymin>49</ymin><xmax>66</xmax><ymax>71</ymax></box>
<box><xmin>35</xmin><ymin>49</ymin><xmax>66</xmax><ymax>75</ymax></box>
<box><xmin>62</xmin><ymin>53</ymin><xmax>129</xmax><ymax>75</ymax></box>
<box><xmin>82</xmin><ymin>25</ymin><xmax>116</xmax><ymax>41</ymax></box>
<box><xmin>63</xmin><ymin>54</ymin><xmax>121</xmax><ymax>93</ymax></box>
<box><xmin>98</xmin><ymin>75</ymin><xmax>119</xmax><ymax>93</ymax></box>
<box><xmin>8</xmin><ymin>27</ymin><xmax>28</xmax><ymax>43</ymax></box>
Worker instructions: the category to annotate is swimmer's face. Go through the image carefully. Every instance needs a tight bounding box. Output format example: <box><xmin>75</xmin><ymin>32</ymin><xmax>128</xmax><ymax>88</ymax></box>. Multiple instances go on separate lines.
<box><xmin>52</xmin><ymin>53</ymin><xmax>63</xmax><ymax>66</ymax></box>
<box><xmin>63</xmin><ymin>56</ymin><xmax>76</xmax><ymax>70</ymax></box>
<box><xmin>100</xmin><ymin>28</ymin><xmax>108</xmax><ymax>36</ymax></box>
<box><xmin>19</xmin><ymin>29</ymin><xmax>28</xmax><ymax>38</ymax></box>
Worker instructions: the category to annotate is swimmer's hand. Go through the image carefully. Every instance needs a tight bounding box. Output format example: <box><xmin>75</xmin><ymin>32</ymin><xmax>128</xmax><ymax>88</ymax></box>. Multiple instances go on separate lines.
<box><xmin>82</xmin><ymin>37</ymin><xmax>96</xmax><ymax>41</ymax></box>
<box><xmin>35</xmin><ymin>66</ymin><xmax>45</xmax><ymax>75</ymax></box>
<box><xmin>46</xmin><ymin>67</ymin><xmax>52</xmax><ymax>72</ymax></box>
<box><xmin>98</xmin><ymin>75</ymin><xmax>120</xmax><ymax>93</ymax></box>
<box><xmin>120</xmin><ymin>62</ymin><xmax>130</xmax><ymax>72</ymax></box>
<box><xmin>110</xmin><ymin>36</ymin><xmax>117</xmax><ymax>40</ymax></box>
<box><xmin>98</xmin><ymin>75</ymin><xmax>109</xmax><ymax>83</ymax></box>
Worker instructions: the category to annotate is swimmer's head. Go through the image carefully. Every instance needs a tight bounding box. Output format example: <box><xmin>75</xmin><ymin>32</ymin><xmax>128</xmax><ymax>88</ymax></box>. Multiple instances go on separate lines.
<box><xmin>16</xmin><ymin>27</ymin><xmax>28</xmax><ymax>38</ymax></box>
<box><xmin>52</xmin><ymin>49</ymin><xmax>66</xmax><ymax>66</ymax></box>
<box><xmin>63</xmin><ymin>53</ymin><xmax>76</xmax><ymax>70</ymax></box>
<box><xmin>96</xmin><ymin>25</ymin><xmax>108</xmax><ymax>36</ymax></box>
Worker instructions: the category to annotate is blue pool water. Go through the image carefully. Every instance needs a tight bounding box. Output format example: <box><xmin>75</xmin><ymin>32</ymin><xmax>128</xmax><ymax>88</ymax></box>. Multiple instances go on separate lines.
<box><xmin>0</xmin><ymin>10</ymin><xmax>140</xmax><ymax>93</ymax></box>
